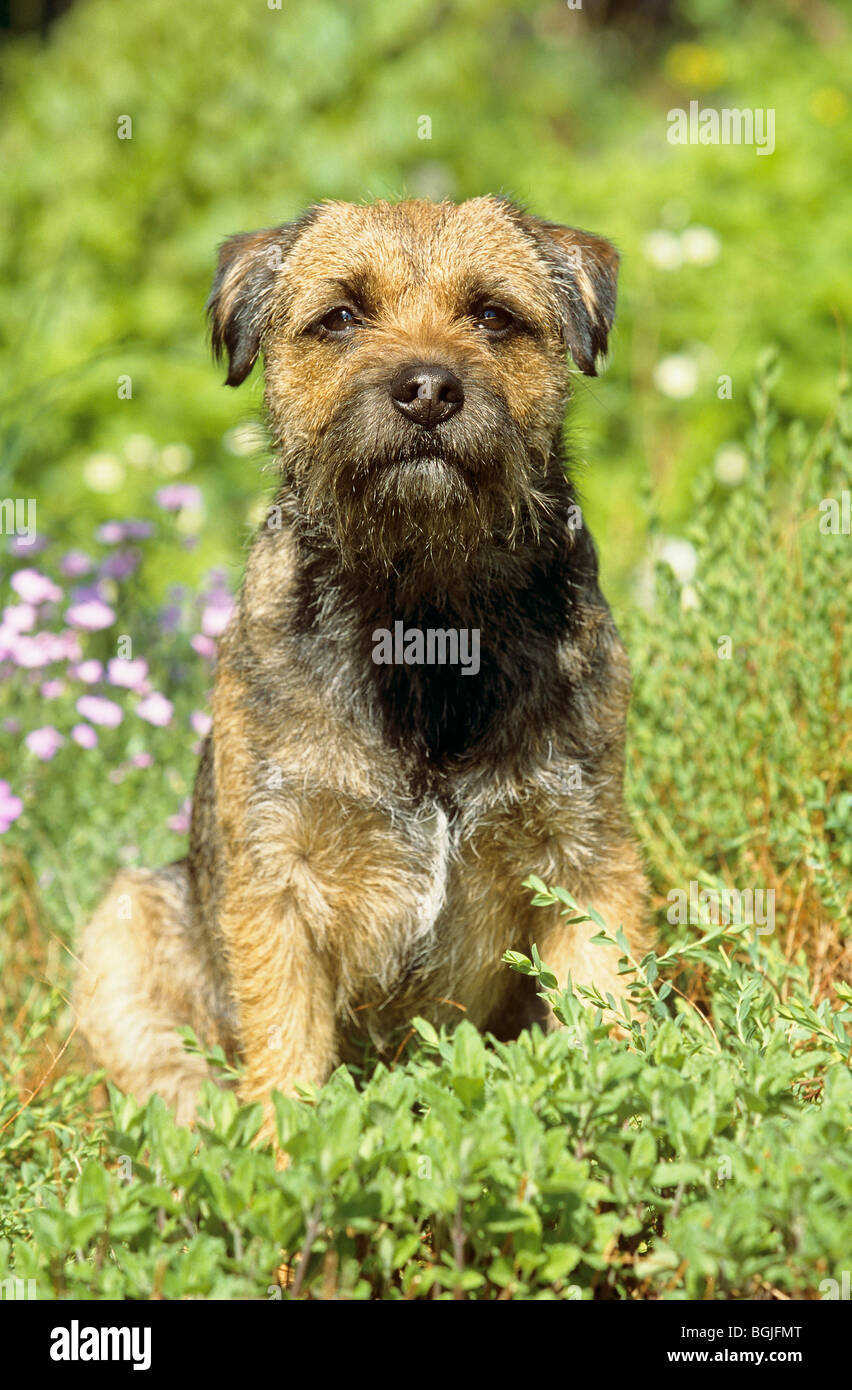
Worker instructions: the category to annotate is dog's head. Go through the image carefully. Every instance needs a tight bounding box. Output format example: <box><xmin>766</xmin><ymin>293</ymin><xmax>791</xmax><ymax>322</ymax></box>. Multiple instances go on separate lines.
<box><xmin>208</xmin><ymin>197</ymin><xmax>618</xmax><ymax>569</ymax></box>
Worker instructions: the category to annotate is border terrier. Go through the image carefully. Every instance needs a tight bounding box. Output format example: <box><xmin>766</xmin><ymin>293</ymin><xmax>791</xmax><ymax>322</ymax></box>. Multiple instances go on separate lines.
<box><xmin>76</xmin><ymin>197</ymin><xmax>650</xmax><ymax>1129</ymax></box>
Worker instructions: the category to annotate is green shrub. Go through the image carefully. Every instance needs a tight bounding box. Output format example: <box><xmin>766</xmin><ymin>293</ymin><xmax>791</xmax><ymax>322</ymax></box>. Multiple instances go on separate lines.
<box><xmin>626</xmin><ymin>350</ymin><xmax>851</xmax><ymax>982</ymax></box>
<box><xmin>2</xmin><ymin>913</ymin><xmax>851</xmax><ymax>1300</ymax></box>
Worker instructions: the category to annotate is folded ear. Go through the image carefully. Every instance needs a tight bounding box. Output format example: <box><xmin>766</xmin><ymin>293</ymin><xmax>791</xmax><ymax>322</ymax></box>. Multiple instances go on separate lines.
<box><xmin>206</xmin><ymin>214</ymin><xmax>313</xmax><ymax>386</ymax></box>
<box><xmin>522</xmin><ymin>218</ymin><xmax>620</xmax><ymax>375</ymax></box>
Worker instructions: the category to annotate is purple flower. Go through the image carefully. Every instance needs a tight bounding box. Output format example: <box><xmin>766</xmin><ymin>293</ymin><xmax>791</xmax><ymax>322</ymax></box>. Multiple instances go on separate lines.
<box><xmin>8</xmin><ymin>629</ymin><xmax>78</xmax><ymax>667</ymax></box>
<box><xmin>3</xmin><ymin>604</ymin><xmax>37</xmax><ymax>633</ymax></box>
<box><xmin>167</xmin><ymin>798</ymin><xmax>192</xmax><ymax>835</ymax></box>
<box><xmin>70</xmin><ymin>582</ymin><xmax>108</xmax><ymax>603</ymax></box>
<box><xmin>190</xmin><ymin>710</ymin><xmax>212</xmax><ymax>737</ymax></box>
<box><xmin>10</xmin><ymin>634</ymin><xmax>52</xmax><ymax>669</ymax></box>
<box><xmin>97</xmin><ymin>520</ymin><xmax>154</xmax><ymax>544</ymax></box>
<box><xmin>136</xmin><ymin>692</ymin><xmax>173</xmax><ymax>727</ymax></box>
<box><xmin>155</xmin><ymin>484</ymin><xmax>202</xmax><ymax>512</ymax></box>
<box><xmin>66</xmin><ymin>598</ymin><xmax>115</xmax><ymax>631</ymax></box>
<box><xmin>60</xmin><ymin>550</ymin><xmax>95</xmax><ymax>578</ymax></box>
<box><xmin>131</xmin><ymin>751</ymin><xmax>153</xmax><ymax>768</ymax></box>
<box><xmin>40</xmin><ymin>679</ymin><xmax>66</xmax><ymax>699</ymax></box>
<box><xmin>71</xmin><ymin>723</ymin><xmax>98</xmax><ymax>749</ymax></box>
<box><xmin>55</xmin><ymin>630</ymin><xmax>83</xmax><ymax>662</ymax></box>
<box><xmin>100</xmin><ymin>550</ymin><xmax>140</xmax><ymax>580</ymax></box>
<box><xmin>76</xmin><ymin>695</ymin><xmax>123</xmax><ymax>728</ymax></box>
<box><xmin>0</xmin><ymin>780</ymin><xmax>24</xmax><ymax>832</ymax></box>
<box><xmin>11</xmin><ymin>569</ymin><xmax>63</xmax><ymax>605</ymax></box>
<box><xmin>9</xmin><ymin>534</ymin><xmax>48</xmax><ymax>556</ymax></box>
<box><xmin>25</xmin><ymin>726</ymin><xmax>65</xmax><ymax>760</ymax></box>
<box><xmin>71</xmin><ymin>659</ymin><xmax>103</xmax><ymax>684</ymax></box>
<box><xmin>191</xmin><ymin>634</ymin><xmax>217</xmax><ymax>660</ymax></box>
<box><xmin>47</xmin><ymin>631</ymin><xmax>80</xmax><ymax>663</ymax></box>
<box><xmin>201</xmin><ymin>593</ymin><xmax>234</xmax><ymax>638</ymax></box>
<box><xmin>107</xmin><ymin>656</ymin><xmax>148</xmax><ymax>690</ymax></box>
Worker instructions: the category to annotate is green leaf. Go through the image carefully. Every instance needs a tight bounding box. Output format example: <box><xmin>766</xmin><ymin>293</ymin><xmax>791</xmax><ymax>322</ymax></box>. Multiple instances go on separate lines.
<box><xmin>410</xmin><ymin>1016</ymin><xmax>440</xmax><ymax>1047</ymax></box>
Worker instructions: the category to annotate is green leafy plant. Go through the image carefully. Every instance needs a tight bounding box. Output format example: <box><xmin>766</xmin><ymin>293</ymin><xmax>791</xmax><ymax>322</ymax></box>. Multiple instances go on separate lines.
<box><xmin>4</xmin><ymin>904</ymin><xmax>852</xmax><ymax>1299</ymax></box>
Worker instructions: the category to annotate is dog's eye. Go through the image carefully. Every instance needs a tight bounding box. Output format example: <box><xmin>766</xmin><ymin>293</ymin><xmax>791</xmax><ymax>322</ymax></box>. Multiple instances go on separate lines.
<box><xmin>473</xmin><ymin>305</ymin><xmax>514</xmax><ymax>336</ymax></box>
<box><xmin>316</xmin><ymin>305</ymin><xmax>362</xmax><ymax>335</ymax></box>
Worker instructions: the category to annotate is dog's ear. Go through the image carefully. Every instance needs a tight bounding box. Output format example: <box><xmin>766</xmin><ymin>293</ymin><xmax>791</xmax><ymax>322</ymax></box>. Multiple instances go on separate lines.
<box><xmin>207</xmin><ymin>216</ymin><xmax>312</xmax><ymax>386</ymax></box>
<box><xmin>522</xmin><ymin>217</ymin><xmax>619</xmax><ymax>376</ymax></box>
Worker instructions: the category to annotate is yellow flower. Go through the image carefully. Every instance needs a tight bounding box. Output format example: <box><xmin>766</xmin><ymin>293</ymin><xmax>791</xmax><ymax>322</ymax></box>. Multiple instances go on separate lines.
<box><xmin>664</xmin><ymin>43</ymin><xmax>725</xmax><ymax>90</ymax></box>
<box><xmin>810</xmin><ymin>87</ymin><xmax>848</xmax><ymax>125</ymax></box>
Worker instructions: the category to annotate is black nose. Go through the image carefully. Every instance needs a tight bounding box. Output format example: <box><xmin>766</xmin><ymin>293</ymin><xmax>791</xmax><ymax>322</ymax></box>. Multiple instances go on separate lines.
<box><xmin>389</xmin><ymin>363</ymin><xmax>465</xmax><ymax>427</ymax></box>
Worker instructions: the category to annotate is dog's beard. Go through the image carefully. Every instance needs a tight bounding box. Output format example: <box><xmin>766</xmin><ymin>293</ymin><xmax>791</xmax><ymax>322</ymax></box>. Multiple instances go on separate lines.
<box><xmin>275</xmin><ymin>391</ymin><xmax>553</xmax><ymax>574</ymax></box>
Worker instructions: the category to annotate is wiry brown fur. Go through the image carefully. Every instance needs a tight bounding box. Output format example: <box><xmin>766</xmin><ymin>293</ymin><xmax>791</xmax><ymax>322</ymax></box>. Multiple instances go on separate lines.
<box><xmin>75</xmin><ymin>196</ymin><xmax>650</xmax><ymax>1134</ymax></box>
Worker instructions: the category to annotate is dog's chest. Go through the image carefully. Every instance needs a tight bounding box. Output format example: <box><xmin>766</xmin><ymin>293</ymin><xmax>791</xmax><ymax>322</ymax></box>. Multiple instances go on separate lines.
<box><xmin>363</xmin><ymin>614</ymin><xmax>578</xmax><ymax>779</ymax></box>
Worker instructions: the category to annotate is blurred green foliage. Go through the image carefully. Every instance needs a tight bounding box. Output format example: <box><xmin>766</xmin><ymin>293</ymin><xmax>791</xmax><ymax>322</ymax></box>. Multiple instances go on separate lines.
<box><xmin>1</xmin><ymin>0</ymin><xmax>849</xmax><ymax>602</ymax></box>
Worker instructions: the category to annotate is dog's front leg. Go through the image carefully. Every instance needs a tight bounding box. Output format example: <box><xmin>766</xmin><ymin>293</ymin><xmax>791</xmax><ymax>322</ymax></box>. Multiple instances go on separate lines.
<box><xmin>218</xmin><ymin>868</ymin><xmax>339</xmax><ymax>1121</ymax></box>
<box><xmin>214</xmin><ymin>783</ymin><xmax>444</xmax><ymax>1141</ymax></box>
<box><xmin>533</xmin><ymin>840</ymin><xmax>652</xmax><ymax>1026</ymax></box>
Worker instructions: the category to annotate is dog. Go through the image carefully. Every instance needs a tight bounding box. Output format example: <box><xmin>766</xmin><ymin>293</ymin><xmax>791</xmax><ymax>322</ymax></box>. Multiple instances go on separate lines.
<box><xmin>75</xmin><ymin>196</ymin><xmax>650</xmax><ymax>1131</ymax></box>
